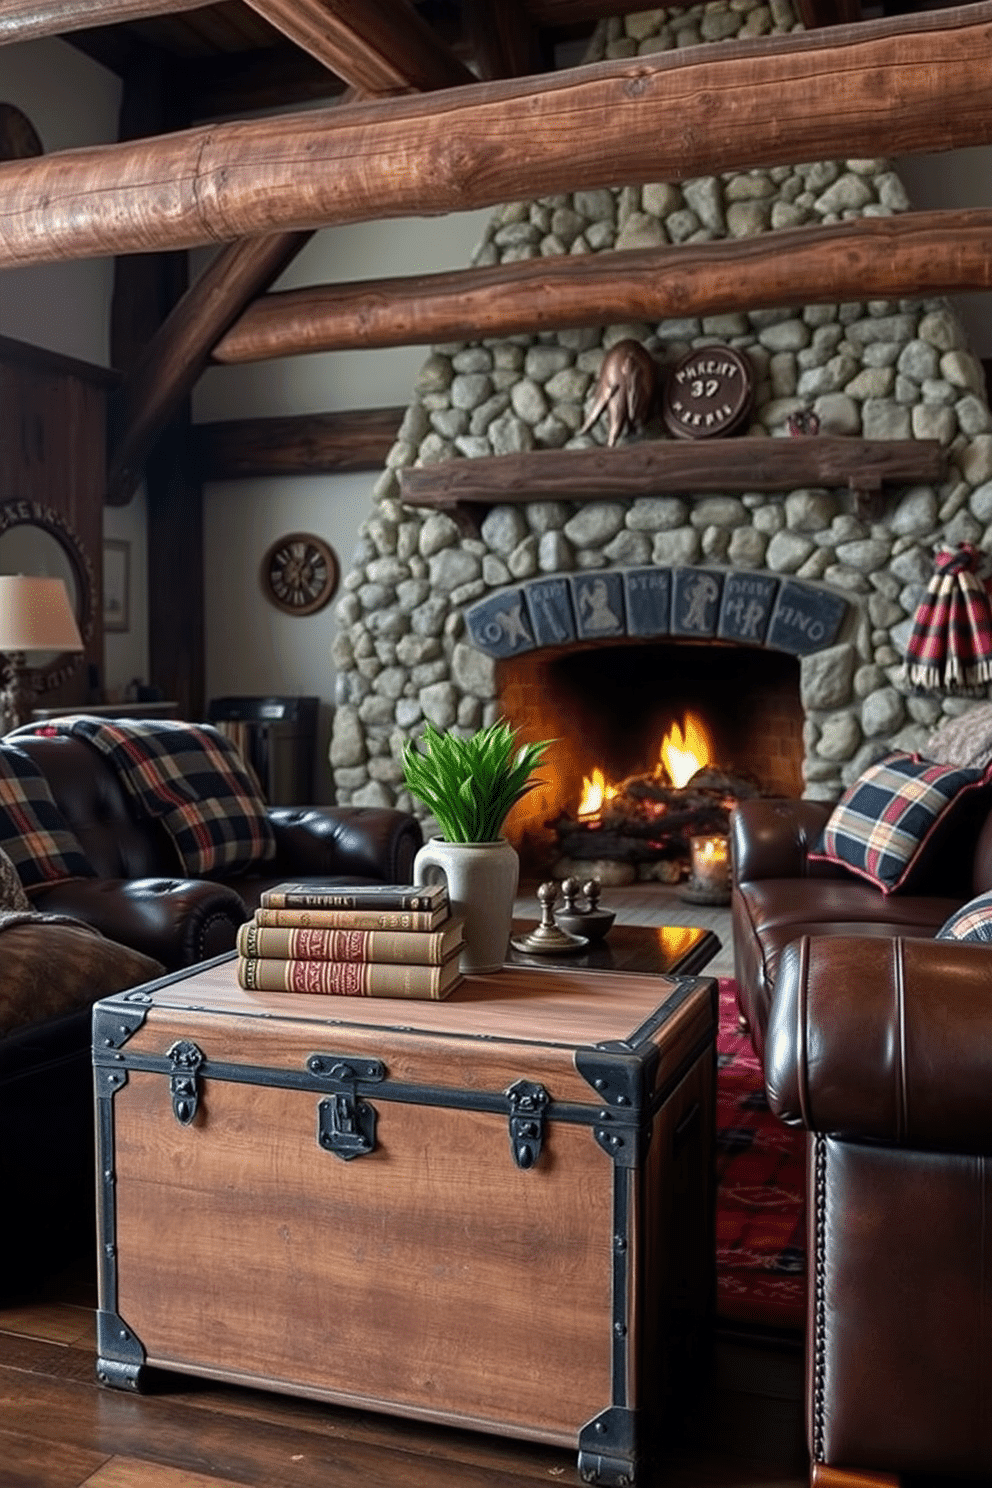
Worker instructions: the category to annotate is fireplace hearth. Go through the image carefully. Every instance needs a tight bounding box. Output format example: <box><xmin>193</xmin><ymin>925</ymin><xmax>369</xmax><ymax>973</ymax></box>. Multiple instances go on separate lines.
<box><xmin>494</xmin><ymin>636</ymin><xmax>803</xmax><ymax>878</ymax></box>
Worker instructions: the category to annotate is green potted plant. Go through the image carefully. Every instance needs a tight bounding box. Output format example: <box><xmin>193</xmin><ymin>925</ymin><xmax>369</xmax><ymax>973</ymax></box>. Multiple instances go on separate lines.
<box><xmin>401</xmin><ymin>721</ymin><xmax>551</xmax><ymax>973</ymax></box>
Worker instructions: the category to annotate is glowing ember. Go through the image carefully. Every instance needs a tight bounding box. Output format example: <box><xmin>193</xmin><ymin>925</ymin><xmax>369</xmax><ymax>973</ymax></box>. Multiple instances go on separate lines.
<box><xmin>577</xmin><ymin>766</ymin><xmax>618</xmax><ymax>820</ymax></box>
<box><xmin>657</xmin><ymin>713</ymin><xmax>712</xmax><ymax>789</ymax></box>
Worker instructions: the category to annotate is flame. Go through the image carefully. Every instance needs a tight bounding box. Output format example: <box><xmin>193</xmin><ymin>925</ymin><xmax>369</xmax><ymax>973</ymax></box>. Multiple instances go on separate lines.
<box><xmin>577</xmin><ymin>766</ymin><xmax>618</xmax><ymax>820</ymax></box>
<box><xmin>658</xmin><ymin>713</ymin><xmax>711</xmax><ymax>790</ymax></box>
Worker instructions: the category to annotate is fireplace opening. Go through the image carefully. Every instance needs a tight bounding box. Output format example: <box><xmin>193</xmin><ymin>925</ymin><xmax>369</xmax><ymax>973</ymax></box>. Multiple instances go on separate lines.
<box><xmin>498</xmin><ymin>638</ymin><xmax>804</xmax><ymax>879</ymax></box>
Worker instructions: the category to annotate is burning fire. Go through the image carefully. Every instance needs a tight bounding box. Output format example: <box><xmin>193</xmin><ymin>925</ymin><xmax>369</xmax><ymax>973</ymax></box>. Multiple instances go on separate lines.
<box><xmin>577</xmin><ymin>766</ymin><xmax>618</xmax><ymax>820</ymax></box>
<box><xmin>575</xmin><ymin>712</ymin><xmax>712</xmax><ymax>821</ymax></box>
<box><xmin>657</xmin><ymin>713</ymin><xmax>712</xmax><ymax>789</ymax></box>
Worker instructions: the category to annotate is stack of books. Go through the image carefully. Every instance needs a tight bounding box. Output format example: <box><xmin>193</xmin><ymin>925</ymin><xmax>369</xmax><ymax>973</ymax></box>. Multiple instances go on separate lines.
<box><xmin>235</xmin><ymin>881</ymin><xmax>465</xmax><ymax>1000</ymax></box>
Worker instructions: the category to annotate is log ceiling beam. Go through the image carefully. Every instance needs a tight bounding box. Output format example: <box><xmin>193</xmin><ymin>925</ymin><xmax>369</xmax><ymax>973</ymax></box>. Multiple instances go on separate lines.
<box><xmin>2</xmin><ymin>3</ymin><xmax>991</xmax><ymax>266</ymax></box>
<box><xmin>107</xmin><ymin>229</ymin><xmax>313</xmax><ymax>504</ymax></box>
<box><xmin>105</xmin><ymin>0</ymin><xmax>468</xmax><ymax>498</ymax></box>
<box><xmin>212</xmin><ymin>207</ymin><xmax>992</xmax><ymax>364</ymax></box>
<box><xmin>239</xmin><ymin>0</ymin><xmax>474</xmax><ymax>95</ymax></box>
<box><xmin>464</xmin><ymin>0</ymin><xmax>542</xmax><ymax>79</ymax></box>
<box><xmin>0</xmin><ymin>0</ymin><xmax>208</xmax><ymax>46</ymax></box>
<box><xmin>184</xmin><ymin>45</ymin><xmax>348</xmax><ymax>120</ymax></box>
<box><xmin>192</xmin><ymin>406</ymin><xmax>406</xmax><ymax>480</ymax></box>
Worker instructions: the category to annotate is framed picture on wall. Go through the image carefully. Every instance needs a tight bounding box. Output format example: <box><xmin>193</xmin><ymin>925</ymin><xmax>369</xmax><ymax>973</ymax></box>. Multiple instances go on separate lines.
<box><xmin>103</xmin><ymin>539</ymin><xmax>130</xmax><ymax>632</ymax></box>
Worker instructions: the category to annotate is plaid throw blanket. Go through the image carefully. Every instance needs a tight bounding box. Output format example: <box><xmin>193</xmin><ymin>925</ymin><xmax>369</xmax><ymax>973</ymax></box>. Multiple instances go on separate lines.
<box><xmin>24</xmin><ymin>718</ymin><xmax>276</xmax><ymax>878</ymax></box>
<box><xmin>902</xmin><ymin>543</ymin><xmax>992</xmax><ymax>694</ymax></box>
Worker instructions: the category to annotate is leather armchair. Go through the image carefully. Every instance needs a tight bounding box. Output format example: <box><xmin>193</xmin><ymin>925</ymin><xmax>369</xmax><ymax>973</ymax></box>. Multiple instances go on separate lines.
<box><xmin>765</xmin><ymin>933</ymin><xmax>992</xmax><ymax>1484</ymax></box>
<box><xmin>730</xmin><ymin>796</ymin><xmax>988</xmax><ymax>1057</ymax></box>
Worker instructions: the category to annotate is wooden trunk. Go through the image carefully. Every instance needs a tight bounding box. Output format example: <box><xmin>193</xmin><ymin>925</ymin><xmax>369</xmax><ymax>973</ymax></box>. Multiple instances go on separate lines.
<box><xmin>93</xmin><ymin>955</ymin><xmax>717</xmax><ymax>1486</ymax></box>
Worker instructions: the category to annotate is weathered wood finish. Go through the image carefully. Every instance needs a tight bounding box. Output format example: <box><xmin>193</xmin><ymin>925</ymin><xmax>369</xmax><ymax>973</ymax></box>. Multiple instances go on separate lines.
<box><xmin>99</xmin><ymin>958</ymin><xmax>716</xmax><ymax>1465</ymax></box>
<box><xmin>213</xmin><ymin>208</ymin><xmax>992</xmax><ymax>363</ymax></box>
<box><xmin>115</xmin><ymin>958</ymin><xmax>714</xmax><ymax>1095</ymax></box>
<box><xmin>0</xmin><ymin>0</ymin><xmax>208</xmax><ymax>46</ymax></box>
<box><xmin>0</xmin><ymin>1239</ymin><xmax>808</xmax><ymax>1486</ymax></box>
<box><xmin>398</xmin><ymin>437</ymin><xmax>946</xmax><ymax>507</ymax></box>
<box><xmin>192</xmin><ymin>406</ymin><xmax>405</xmax><ymax>479</ymax></box>
<box><xmin>108</xmin><ymin>230</ymin><xmax>313</xmax><ymax>505</ymax></box>
<box><xmin>3</xmin><ymin>4</ymin><xmax>992</xmax><ymax>263</ymax></box>
<box><xmin>145</xmin><ymin>413</ymin><xmax>203</xmax><ymax>720</ymax></box>
<box><xmin>240</xmin><ymin>0</ymin><xmax>474</xmax><ymax>93</ymax></box>
<box><xmin>115</xmin><ymin>1083</ymin><xmax>614</xmax><ymax>1436</ymax></box>
<box><xmin>463</xmin><ymin>0</ymin><xmax>541</xmax><ymax>80</ymax></box>
<box><xmin>0</xmin><ymin>338</ymin><xmax>107</xmax><ymax>711</ymax></box>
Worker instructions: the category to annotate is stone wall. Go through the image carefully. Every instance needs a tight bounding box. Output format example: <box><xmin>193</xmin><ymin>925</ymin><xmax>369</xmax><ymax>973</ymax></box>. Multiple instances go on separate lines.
<box><xmin>329</xmin><ymin>1</ymin><xmax>992</xmax><ymax>831</ymax></box>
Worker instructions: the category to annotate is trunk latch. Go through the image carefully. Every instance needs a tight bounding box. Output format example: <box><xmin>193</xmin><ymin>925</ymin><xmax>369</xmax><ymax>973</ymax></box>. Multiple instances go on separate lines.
<box><xmin>506</xmin><ymin>1079</ymin><xmax>549</xmax><ymax>1169</ymax></box>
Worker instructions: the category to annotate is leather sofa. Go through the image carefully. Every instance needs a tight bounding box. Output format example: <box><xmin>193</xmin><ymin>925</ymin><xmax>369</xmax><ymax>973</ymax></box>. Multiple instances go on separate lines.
<box><xmin>729</xmin><ymin>794</ymin><xmax>992</xmax><ymax>1057</ymax></box>
<box><xmin>765</xmin><ymin>933</ymin><xmax>992</xmax><ymax>1484</ymax></box>
<box><xmin>12</xmin><ymin>730</ymin><xmax>423</xmax><ymax>971</ymax></box>
<box><xmin>1</xmin><ymin>726</ymin><xmax>422</xmax><ymax>1295</ymax></box>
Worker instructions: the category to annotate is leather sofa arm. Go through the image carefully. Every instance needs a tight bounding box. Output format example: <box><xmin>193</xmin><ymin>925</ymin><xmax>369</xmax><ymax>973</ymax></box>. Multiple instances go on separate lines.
<box><xmin>268</xmin><ymin>805</ymin><xmax>424</xmax><ymax>884</ymax></box>
<box><xmin>730</xmin><ymin>797</ymin><xmax>837</xmax><ymax>883</ymax></box>
<box><xmin>765</xmin><ymin>934</ymin><xmax>992</xmax><ymax>1152</ymax></box>
<box><xmin>28</xmin><ymin>877</ymin><xmax>248</xmax><ymax>971</ymax></box>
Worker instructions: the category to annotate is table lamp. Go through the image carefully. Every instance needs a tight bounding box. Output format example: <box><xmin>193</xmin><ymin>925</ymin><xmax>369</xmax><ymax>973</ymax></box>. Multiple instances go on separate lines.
<box><xmin>0</xmin><ymin>575</ymin><xmax>84</xmax><ymax>731</ymax></box>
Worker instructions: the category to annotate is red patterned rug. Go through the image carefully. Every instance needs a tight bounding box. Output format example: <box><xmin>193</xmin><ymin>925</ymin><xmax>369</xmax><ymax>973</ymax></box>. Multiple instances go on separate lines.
<box><xmin>715</xmin><ymin>977</ymin><xmax>806</xmax><ymax>1332</ymax></box>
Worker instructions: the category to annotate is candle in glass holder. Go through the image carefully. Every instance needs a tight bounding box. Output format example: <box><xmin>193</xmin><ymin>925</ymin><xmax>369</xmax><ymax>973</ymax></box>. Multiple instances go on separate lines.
<box><xmin>690</xmin><ymin>833</ymin><xmax>730</xmax><ymax>896</ymax></box>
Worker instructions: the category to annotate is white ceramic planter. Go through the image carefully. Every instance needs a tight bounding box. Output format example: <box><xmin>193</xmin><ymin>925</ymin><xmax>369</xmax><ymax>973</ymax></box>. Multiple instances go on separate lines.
<box><xmin>413</xmin><ymin>837</ymin><xmax>519</xmax><ymax>974</ymax></box>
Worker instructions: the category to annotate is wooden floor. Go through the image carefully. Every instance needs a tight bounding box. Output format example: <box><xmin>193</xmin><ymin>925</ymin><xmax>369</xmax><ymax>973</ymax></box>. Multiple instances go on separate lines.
<box><xmin>2</xmin><ymin>886</ymin><xmax>802</xmax><ymax>1488</ymax></box>
<box><xmin>0</xmin><ymin>1255</ymin><xmax>807</xmax><ymax>1487</ymax></box>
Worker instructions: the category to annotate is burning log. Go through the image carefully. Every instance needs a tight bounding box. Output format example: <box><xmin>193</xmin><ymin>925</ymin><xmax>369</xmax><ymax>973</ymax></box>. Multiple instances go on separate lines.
<box><xmin>551</xmin><ymin>763</ymin><xmax>760</xmax><ymax>867</ymax></box>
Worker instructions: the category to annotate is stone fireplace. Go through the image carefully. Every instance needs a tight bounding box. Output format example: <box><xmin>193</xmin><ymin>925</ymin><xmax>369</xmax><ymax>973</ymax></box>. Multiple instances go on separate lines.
<box><xmin>329</xmin><ymin>1</ymin><xmax>992</xmax><ymax>873</ymax></box>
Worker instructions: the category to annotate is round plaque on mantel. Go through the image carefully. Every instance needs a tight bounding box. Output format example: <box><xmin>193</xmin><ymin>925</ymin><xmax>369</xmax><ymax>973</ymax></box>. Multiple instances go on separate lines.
<box><xmin>662</xmin><ymin>346</ymin><xmax>754</xmax><ymax>440</ymax></box>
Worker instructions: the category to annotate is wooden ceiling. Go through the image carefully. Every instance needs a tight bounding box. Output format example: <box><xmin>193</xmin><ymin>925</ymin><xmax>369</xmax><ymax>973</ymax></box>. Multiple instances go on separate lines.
<box><xmin>0</xmin><ymin>0</ymin><xmax>987</xmax><ymax>512</ymax></box>
<box><xmin>5</xmin><ymin>0</ymin><xmax>916</xmax><ymax>126</ymax></box>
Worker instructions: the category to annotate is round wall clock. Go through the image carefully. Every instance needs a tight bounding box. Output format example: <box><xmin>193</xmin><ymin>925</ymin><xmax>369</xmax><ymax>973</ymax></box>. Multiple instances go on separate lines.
<box><xmin>661</xmin><ymin>346</ymin><xmax>754</xmax><ymax>439</ymax></box>
<box><xmin>260</xmin><ymin>533</ymin><xmax>338</xmax><ymax>616</ymax></box>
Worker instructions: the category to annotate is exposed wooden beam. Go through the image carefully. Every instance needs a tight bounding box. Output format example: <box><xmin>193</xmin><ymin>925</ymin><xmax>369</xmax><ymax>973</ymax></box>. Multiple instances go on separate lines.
<box><xmin>107</xmin><ymin>0</ymin><xmax>464</xmax><ymax>498</ymax></box>
<box><xmin>0</xmin><ymin>0</ymin><xmax>209</xmax><ymax>45</ymax></box>
<box><xmin>399</xmin><ymin>438</ymin><xmax>946</xmax><ymax>507</ymax></box>
<box><xmin>526</xmin><ymin>0</ymin><xmax>659</xmax><ymax>21</ymax></box>
<box><xmin>212</xmin><ymin>207</ymin><xmax>992</xmax><ymax>363</ymax></box>
<box><xmin>192</xmin><ymin>406</ymin><xmax>406</xmax><ymax>480</ymax></box>
<box><xmin>239</xmin><ymin>0</ymin><xmax>473</xmax><ymax>94</ymax></box>
<box><xmin>464</xmin><ymin>0</ymin><xmax>540</xmax><ymax>79</ymax></box>
<box><xmin>184</xmin><ymin>45</ymin><xmax>347</xmax><ymax>121</ymax></box>
<box><xmin>107</xmin><ymin>230</ymin><xmax>313</xmax><ymax>505</ymax></box>
<box><xmin>2</xmin><ymin>4</ymin><xmax>991</xmax><ymax>266</ymax></box>
<box><xmin>796</xmin><ymin>0</ymin><xmax>863</xmax><ymax>25</ymax></box>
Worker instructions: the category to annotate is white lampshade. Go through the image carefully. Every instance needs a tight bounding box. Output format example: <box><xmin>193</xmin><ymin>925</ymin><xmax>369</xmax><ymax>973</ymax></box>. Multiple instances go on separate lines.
<box><xmin>0</xmin><ymin>575</ymin><xmax>84</xmax><ymax>653</ymax></box>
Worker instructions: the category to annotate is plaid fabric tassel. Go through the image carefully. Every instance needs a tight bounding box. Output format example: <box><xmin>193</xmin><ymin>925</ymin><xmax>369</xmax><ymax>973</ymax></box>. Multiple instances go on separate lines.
<box><xmin>902</xmin><ymin>543</ymin><xmax>992</xmax><ymax>694</ymax></box>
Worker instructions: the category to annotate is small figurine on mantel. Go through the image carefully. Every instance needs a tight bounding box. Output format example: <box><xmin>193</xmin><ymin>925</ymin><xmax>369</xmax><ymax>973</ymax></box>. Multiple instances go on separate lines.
<box><xmin>579</xmin><ymin>339</ymin><xmax>658</xmax><ymax>447</ymax></box>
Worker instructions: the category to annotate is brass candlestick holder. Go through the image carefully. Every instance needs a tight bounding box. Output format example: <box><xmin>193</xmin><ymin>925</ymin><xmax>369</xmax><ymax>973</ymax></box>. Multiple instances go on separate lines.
<box><xmin>510</xmin><ymin>881</ymin><xmax>588</xmax><ymax>956</ymax></box>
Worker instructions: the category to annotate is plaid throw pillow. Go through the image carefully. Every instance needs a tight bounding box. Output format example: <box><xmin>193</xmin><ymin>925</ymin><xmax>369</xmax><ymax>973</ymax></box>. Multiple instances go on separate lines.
<box><xmin>937</xmin><ymin>890</ymin><xmax>992</xmax><ymax>944</ymax></box>
<box><xmin>34</xmin><ymin>718</ymin><xmax>277</xmax><ymax>879</ymax></box>
<box><xmin>809</xmin><ymin>751</ymin><xmax>989</xmax><ymax>895</ymax></box>
<box><xmin>0</xmin><ymin>746</ymin><xmax>96</xmax><ymax>888</ymax></box>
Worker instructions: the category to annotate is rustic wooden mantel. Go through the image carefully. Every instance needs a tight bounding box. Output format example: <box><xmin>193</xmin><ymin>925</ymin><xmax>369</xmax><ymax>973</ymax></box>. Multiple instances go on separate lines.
<box><xmin>398</xmin><ymin>437</ymin><xmax>946</xmax><ymax>518</ymax></box>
